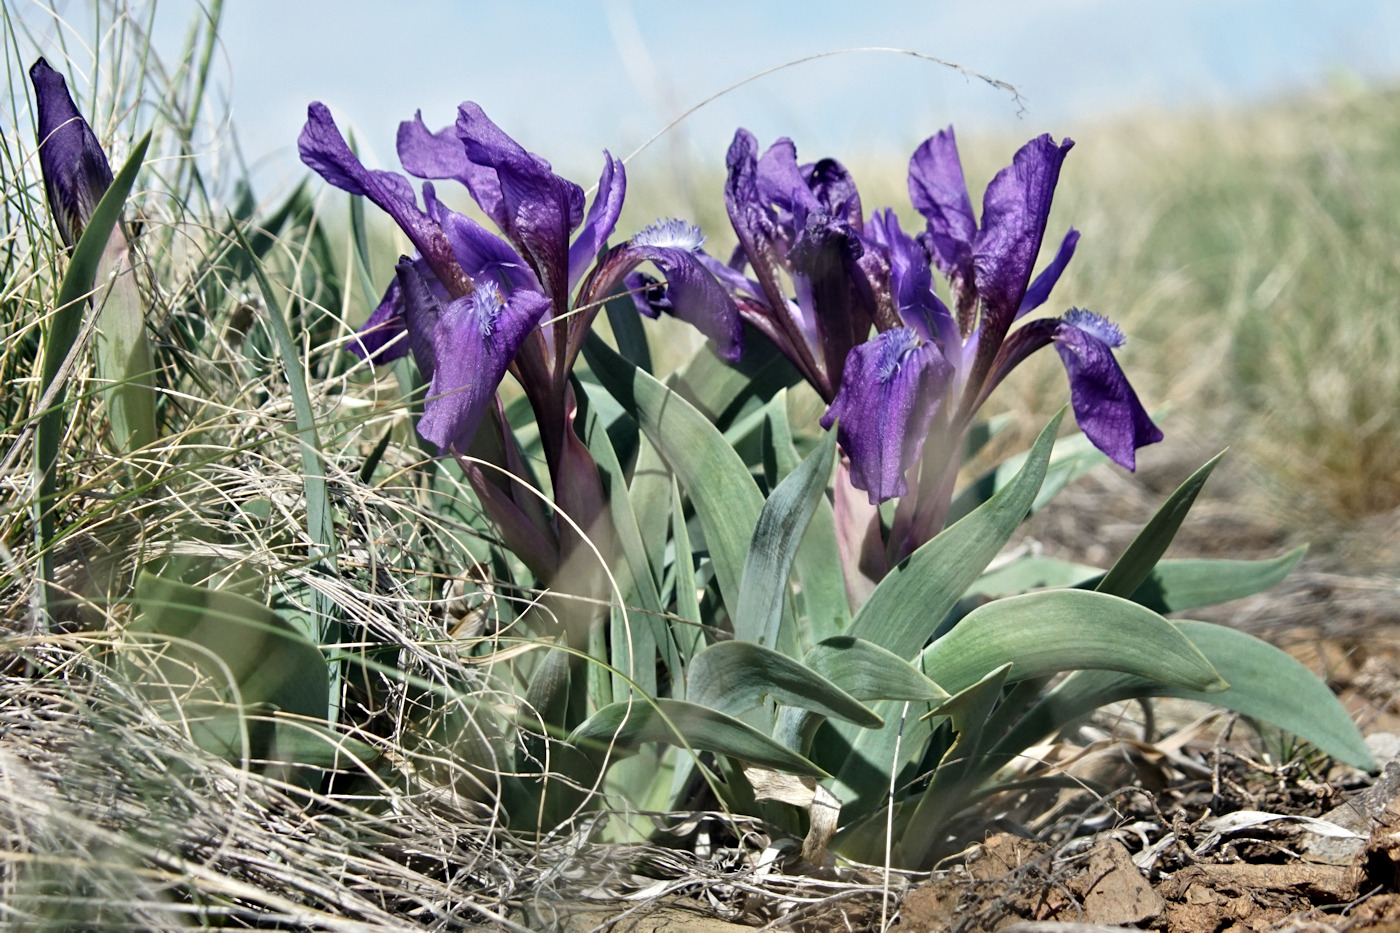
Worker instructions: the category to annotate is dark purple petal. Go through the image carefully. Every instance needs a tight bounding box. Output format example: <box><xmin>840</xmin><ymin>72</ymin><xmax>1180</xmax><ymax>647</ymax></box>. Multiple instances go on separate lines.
<box><xmin>907</xmin><ymin>127</ymin><xmax>976</xmax><ymax>282</ymax></box>
<box><xmin>1052</xmin><ymin>310</ymin><xmax>1162</xmax><ymax>470</ymax></box>
<box><xmin>805</xmin><ymin>158</ymin><xmax>863</xmax><ymax>232</ymax></box>
<box><xmin>567</xmin><ymin>151</ymin><xmax>626</xmax><ymax>290</ymax></box>
<box><xmin>439</xmin><ymin>207</ymin><xmax>539</xmax><ymax>291</ymax></box>
<box><xmin>972</xmin><ymin>134</ymin><xmax>1074</xmax><ymax>338</ymax></box>
<box><xmin>29</xmin><ymin>57</ymin><xmax>114</xmax><ymax>249</ymax></box>
<box><xmin>756</xmin><ymin>137</ymin><xmax>823</xmax><ymax>234</ymax></box>
<box><xmin>456</xmin><ymin>102</ymin><xmax>584</xmax><ymax>303</ymax></box>
<box><xmin>697</xmin><ymin>248</ymin><xmax>765</xmax><ymax>304</ymax></box>
<box><xmin>789</xmin><ymin>212</ymin><xmax>868</xmax><ymax>389</ymax></box>
<box><xmin>725</xmin><ymin>130</ymin><xmax>791</xmax><ymax>321</ymax></box>
<box><xmin>625</xmin><ymin>271</ymin><xmax>665</xmax><ymax>319</ymax></box>
<box><xmin>299</xmin><ymin>102</ymin><xmax>471</xmax><ymax>297</ymax></box>
<box><xmin>397</xmin><ymin>258</ymin><xmax>444</xmax><ymax>381</ymax></box>
<box><xmin>396</xmin><ymin>110</ymin><xmax>507</xmax><ymax>228</ymax></box>
<box><xmin>1016</xmin><ymin>227</ymin><xmax>1080</xmax><ymax>320</ymax></box>
<box><xmin>867</xmin><ymin>208</ymin><xmax>959</xmax><ymax>350</ymax></box>
<box><xmin>416</xmin><ymin>281</ymin><xmax>551</xmax><ymax>453</ymax></box>
<box><xmin>348</xmin><ymin>276</ymin><xmax>409</xmax><ymax>362</ymax></box>
<box><xmin>820</xmin><ymin>328</ymin><xmax>953</xmax><ymax>503</ymax></box>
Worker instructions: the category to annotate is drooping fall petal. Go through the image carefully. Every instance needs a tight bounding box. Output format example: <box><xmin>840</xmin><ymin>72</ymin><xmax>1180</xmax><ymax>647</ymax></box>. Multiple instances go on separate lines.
<box><xmin>1051</xmin><ymin>309</ymin><xmax>1162</xmax><ymax>470</ymax></box>
<box><xmin>348</xmin><ymin>276</ymin><xmax>408</xmax><ymax>362</ymax></box>
<box><xmin>821</xmin><ymin>328</ymin><xmax>953</xmax><ymax>503</ymax></box>
<box><xmin>585</xmin><ymin>219</ymin><xmax>743</xmax><ymax>362</ymax></box>
<box><xmin>416</xmin><ymin>281</ymin><xmax>551</xmax><ymax>453</ymax></box>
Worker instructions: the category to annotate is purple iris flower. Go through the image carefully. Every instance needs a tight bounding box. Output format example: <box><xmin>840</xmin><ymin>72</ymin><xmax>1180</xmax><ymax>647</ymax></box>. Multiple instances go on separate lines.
<box><xmin>717</xmin><ymin>125</ymin><xmax>1162</xmax><ymax>515</ymax></box>
<box><xmin>720</xmin><ymin>130</ymin><xmax>879</xmax><ymax>403</ymax></box>
<box><xmin>909</xmin><ymin>129</ymin><xmax>1161</xmax><ymax>471</ymax></box>
<box><xmin>29</xmin><ymin>58</ymin><xmax>114</xmax><ymax>249</ymax></box>
<box><xmin>298</xmin><ymin>101</ymin><xmax>614</xmax><ymax>455</ymax></box>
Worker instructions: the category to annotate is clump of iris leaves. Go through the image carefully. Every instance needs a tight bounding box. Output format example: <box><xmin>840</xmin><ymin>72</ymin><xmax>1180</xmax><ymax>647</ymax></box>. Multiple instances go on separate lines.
<box><xmin>11</xmin><ymin>31</ymin><xmax>1373</xmax><ymax>879</ymax></box>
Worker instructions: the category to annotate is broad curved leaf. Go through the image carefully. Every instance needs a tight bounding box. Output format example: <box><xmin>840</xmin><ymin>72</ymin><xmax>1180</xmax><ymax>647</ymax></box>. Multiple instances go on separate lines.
<box><xmin>806</xmin><ymin>636</ymin><xmax>948</xmax><ymax>703</ymax></box>
<box><xmin>688</xmin><ymin>639</ymin><xmax>880</xmax><ymax>727</ymax></box>
<box><xmin>570</xmin><ymin>698</ymin><xmax>828</xmax><ymax>777</ymax></box>
<box><xmin>919</xmin><ymin>589</ymin><xmax>1227</xmax><ymax>697</ymax></box>
<box><xmin>1120</xmin><ymin>549</ymin><xmax>1307</xmax><ymax>614</ymax></box>
<box><xmin>991</xmin><ymin>620</ymin><xmax>1374</xmax><ymax>771</ymax></box>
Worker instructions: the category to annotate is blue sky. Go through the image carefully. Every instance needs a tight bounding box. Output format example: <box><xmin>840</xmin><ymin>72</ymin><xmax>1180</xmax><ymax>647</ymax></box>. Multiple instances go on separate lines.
<box><xmin>17</xmin><ymin>1</ymin><xmax>1400</xmax><ymax>185</ymax></box>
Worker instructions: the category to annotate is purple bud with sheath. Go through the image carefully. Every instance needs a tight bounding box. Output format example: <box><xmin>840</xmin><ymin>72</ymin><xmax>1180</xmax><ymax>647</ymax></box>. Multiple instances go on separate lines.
<box><xmin>30</xmin><ymin>58</ymin><xmax>114</xmax><ymax>249</ymax></box>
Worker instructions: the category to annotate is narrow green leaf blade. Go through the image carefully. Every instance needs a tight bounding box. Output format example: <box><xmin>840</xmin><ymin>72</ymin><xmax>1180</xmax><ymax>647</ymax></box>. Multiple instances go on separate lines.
<box><xmin>584</xmin><ymin>332</ymin><xmax>763</xmax><ymax>621</ymax></box>
<box><xmin>235</xmin><ymin>224</ymin><xmax>336</xmax><ymax>645</ymax></box>
<box><xmin>825</xmin><ymin>411</ymin><xmax>1065</xmax><ymax>812</ymax></box>
<box><xmin>1123</xmin><ymin>549</ymin><xmax>1307</xmax><ymax>613</ymax></box>
<box><xmin>688</xmin><ymin>640</ymin><xmax>881</xmax><ymax>727</ymax></box>
<box><xmin>570</xmin><ymin>698</ymin><xmax>828</xmax><ymax>777</ymax></box>
<box><xmin>1096</xmin><ymin>451</ymin><xmax>1225</xmax><ymax>597</ymax></box>
<box><xmin>36</xmin><ymin>132</ymin><xmax>151</xmax><ymax>625</ymax></box>
<box><xmin>968</xmin><ymin>556</ymin><xmax>1104</xmax><ymax>599</ymax></box>
<box><xmin>736</xmin><ymin>428</ymin><xmax>837</xmax><ymax>647</ymax></box>
<box><xmin>40</xmin><ymin>132</ymin><xmax>151</xmax><ymax>398</ymax></box>
<box><xmin>896</xmin><ymin>665</ymin><xmax>1012</xmax><ymax>868</ymax></box>
<box><xmin>945</xmin><ymin>425</ymin><xmax>1107</xmax><ymax>526</ymax></box>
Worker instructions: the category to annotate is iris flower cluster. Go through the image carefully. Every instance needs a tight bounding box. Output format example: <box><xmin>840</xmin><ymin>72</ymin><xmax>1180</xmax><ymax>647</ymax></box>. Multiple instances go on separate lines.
<box><xmin>299</xmin><ymin>95</ymin><xmax>1159</xmax><ymax>574</ymax></box>
<box><xmin>298</xmin><ymin>101</ymin><xmax>739</xmax><ymax>587</ymax></box>
<box><xmin>694</xmin><ymin>127</ymin><xmax>1162</xmax><ymax>559</ymax></box>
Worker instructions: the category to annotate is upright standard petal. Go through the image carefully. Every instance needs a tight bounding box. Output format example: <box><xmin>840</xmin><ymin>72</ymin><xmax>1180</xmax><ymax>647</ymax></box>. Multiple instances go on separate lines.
<box><xmin>756</xmin><ymin>137</ymin><xmax>823</xmax><ymax>237</ymax></box>
<box><xmin>806</xmin><ymin>158</ymin><xmax>864</xmax><ymax>232</ymax></box>
<box><xmin>907</xmin><ymin>127</ymin><xmax>977</xmax><ymax>286</ymax></box>
<box><xmin>821</xmin><ymin>328</ymin><xmax>953</xmax><ymax>503</ymax></box>
<box><xmin>1052</xmin><ymin>310</ymin><xmax>1162</xmax><ymax>470</ymax></box>
<box><xmin>1016</xmin><ymin>228</ymin><xmax>1080</xmax><ymax>320</ymax></box>
<box><xmin>455</xmin><ymin>103</ymin><xmax>585</xmax><ymax>303</ymax></box>
<box><xmin>866</xmin><ymin>208</ymin><xmax>959</xmax><ymax>352</ymax></box>
<box><xmin>397</xmin><ymin>111</ymin><xmax>507</xmax><ymax>230</ymax></box>
<box><xmin>972</xmin><ymin>134</ymin><xmax>1074</xmax><ymax>337</ymax></box>
<box><xmin>416</xmin><ymin>281</ymin><xmax>551</xmax><ymax>453</ymax></box>
<box><xmin>299</xmin><ymin>103</ymin><xmax>472</xmax><ymax>297</ymax></box>
<box><xmin>567</xmin><ymin>151</ymin><xmax>626</xmax><ymax>289</ymax></box>
<box><xmin>29</xmin><ymin>57</ymin><xmax>114</xmax><ymax>249</ymax></box>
